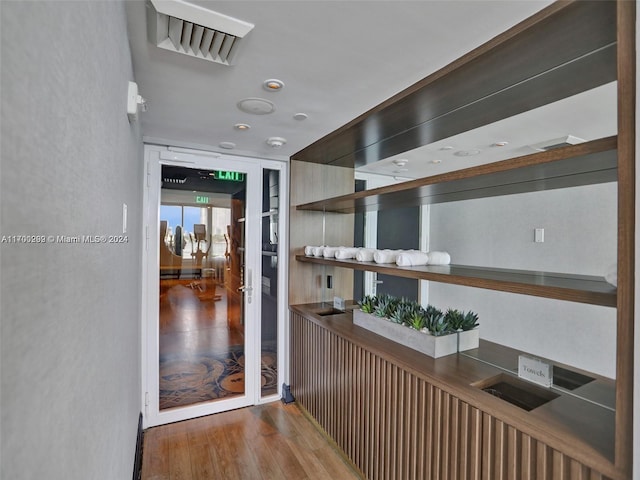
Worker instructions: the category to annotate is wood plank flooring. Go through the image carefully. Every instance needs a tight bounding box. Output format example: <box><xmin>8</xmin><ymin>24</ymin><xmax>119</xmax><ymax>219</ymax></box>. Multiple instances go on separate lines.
<box><xmin>142</xmin><ymin>402</ymin><xmax>363</xmax><ymax>480</ymax></box>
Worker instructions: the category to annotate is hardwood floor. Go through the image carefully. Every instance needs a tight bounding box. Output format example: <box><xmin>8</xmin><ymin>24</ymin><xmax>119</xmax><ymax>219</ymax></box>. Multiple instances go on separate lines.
<box><xmin>142</xmin><ymin>402</ymin><xmax>363</xmax><ymax>480</ymax></box>
<box><xmin>160</xmin><ymin>278</ymin><xmax>244</xmax><ymax>357</ymax></box>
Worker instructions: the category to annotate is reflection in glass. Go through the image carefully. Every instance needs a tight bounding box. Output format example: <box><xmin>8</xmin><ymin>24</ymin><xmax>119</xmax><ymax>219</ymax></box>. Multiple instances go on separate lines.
<box><xmin>261</xmin><ymin>169</ymin><xmax>279</xmax><ymax>397</ymax></box>
<box><xmin>158</xmin><ymin>165</ymin><xmax>246</xmax><ymax>410</ymax></box>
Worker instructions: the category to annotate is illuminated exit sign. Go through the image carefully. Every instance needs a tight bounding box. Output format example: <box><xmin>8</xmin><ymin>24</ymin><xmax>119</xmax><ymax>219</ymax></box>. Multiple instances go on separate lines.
<box><xmin>195</xmin><ymin>195</ymin><xmax>209</xmax><ymax>204</ymax></box>
<box><xmin>213</xmin><ymin>170</ymin><xmax>244</xmax><ymax>181</ymax></box>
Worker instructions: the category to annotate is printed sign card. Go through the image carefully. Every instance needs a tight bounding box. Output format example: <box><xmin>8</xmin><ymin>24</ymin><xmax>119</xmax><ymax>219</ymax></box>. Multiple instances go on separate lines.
<box><xmin>518</xmin><ymin>354</ymin><xmax>553</xmax><ymax>387</ymax></box>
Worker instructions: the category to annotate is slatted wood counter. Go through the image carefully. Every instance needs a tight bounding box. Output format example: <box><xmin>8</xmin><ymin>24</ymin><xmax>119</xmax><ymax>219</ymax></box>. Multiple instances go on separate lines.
<box><xmin>290</xmin><ymin>304</ymin><xmax>621</xmax><ymax>480</ymax></box>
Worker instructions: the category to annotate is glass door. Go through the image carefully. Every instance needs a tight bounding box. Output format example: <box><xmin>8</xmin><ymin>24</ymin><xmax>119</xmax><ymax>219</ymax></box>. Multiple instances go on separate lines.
<box><xmin>144</xmin><ymin>148</ymin><xmax>266</xmax><ymax>427</ymax></box>
<box><xmin>259</xmin><ymin>169</ymin><xmax>280</xmax><ymax>397</ymax></box>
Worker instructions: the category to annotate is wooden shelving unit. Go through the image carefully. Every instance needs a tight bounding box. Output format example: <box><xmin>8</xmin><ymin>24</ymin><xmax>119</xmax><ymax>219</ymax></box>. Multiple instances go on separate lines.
<box><xmin>296</xmin><ymin>254</ymin><xmax>616</xmax><ymax>307</ymax></box>
<box><xmin>297</xmin><ymin>136</ymin><xmax>618</xmax><ymax>213</ymax></box>
<box><xmin>295</xmin><ymin>136</ymin><xmax>620</xmax><ymax>308</ymax></box>
<box><xmin>290</xmin><ymin>0</ymin><xmax>635</xmax><ymax>476</ymax></box>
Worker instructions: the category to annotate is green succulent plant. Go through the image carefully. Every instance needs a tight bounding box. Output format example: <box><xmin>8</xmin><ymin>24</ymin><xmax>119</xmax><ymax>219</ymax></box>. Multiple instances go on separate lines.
<box><xmin>359</xmin><ymin>294</ymin><xmax>474</xmax><ymax>337</ymax></box>
<box><xmin>373</xmin><ymin>294</ymin><xmax>397</xmax><ymax>318</ymax></box>
<box><xmin>460</xmin><ymin>311</ymin><xmax>480</xmax><ymax>331</ymax></box>
<box><xmin>358</xmin><ymin>295</ymin><xmax>378</xmax><ymax>314</ymax></box>
<box><xmin>444</xmin><ymin>308</ymin><xmax>465</xmax><ymax>331</ymax></box>
<box><xmin>390</xmin><ymin>302</ymin><xmax>411</xmax><ymax>324</ymax></box>
<box><xmin>425</xmin><ymin>306</ymin><xmax>453</xmax><ymax>336</ymax></box>
<box><xmin>444</xmin><ymin>308</ymin><xmax>479</xmax><ymax>331</ymax></box>
<box><xmin>407</xmin><ymin>305</ymin><xmax>426</xmax><ymax>330</ymax></box>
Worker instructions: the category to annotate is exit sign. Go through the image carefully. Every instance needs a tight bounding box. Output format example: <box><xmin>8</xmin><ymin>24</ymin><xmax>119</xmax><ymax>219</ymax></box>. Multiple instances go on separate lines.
<box><xmin>214</xmin><ymin>170</ymin><xmax>244</xmax><ymax>181</ymax></box>
<box><xmin>195</xmin><ymin>195</ymin><xmax>209</xmax><ymax>204</ymax></box>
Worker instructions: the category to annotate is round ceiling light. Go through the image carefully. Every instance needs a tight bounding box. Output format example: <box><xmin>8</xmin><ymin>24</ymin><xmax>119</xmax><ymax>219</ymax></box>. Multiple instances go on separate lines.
<box><xmin>234</xmin><ymin>123</ymin><xmax>251</xmax><ymax>131</ymax></box>
<box><xmin>293</xmin><ymin>112</ymin><xmax>308</xmax><ymax>121</ymax></box>
<box><xmin>392</xmin><ymin>158</ymin><xmax>409</xmax><ymax>167</ymax></box>
<box><xmin>454</xmin><ymin>149</ymin><xmax>481</xmax><ymax>157</ymax></box>
<box><xmin>266</xmin><ymin>136</ymin><xmax>287</xmax><ymax>148</ymax></box>
<box><xmin>430</xmin><ymin>159</ymin><xmax>442</xmax><ymax>164</ymax></box>
<box><xmin>263</xmin><ymin>79</ymin><xmax>285</xmax><ymax>91</ymax></box>
<box><xmin>237</xmin><ymin>97</ymin><xmax>275</xmax><ymax>115</ymax></box>
<box><xmin>492</xmin><ymin>141</ymin><xmax>509</xmax><ymax>147</ymax></box>
<box><xmin>219</xmin><ymin>142</ymin><xmax>236</xmax><ymax>149</ymax></box>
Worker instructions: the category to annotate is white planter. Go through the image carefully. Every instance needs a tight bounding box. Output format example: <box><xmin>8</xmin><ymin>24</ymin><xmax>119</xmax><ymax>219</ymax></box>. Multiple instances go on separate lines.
<box><xmin>457</xmin><ymin>328</ymin><xmax>480</xmax><ymax>352</ymax></box>
<box><xmin>353</xmin><ymin>310</ymin><xmax>458</xmax><ymax>358</ymax></box>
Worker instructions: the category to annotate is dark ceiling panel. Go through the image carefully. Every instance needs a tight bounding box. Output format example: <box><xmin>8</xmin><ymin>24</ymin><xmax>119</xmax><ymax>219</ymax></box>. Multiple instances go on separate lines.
<box><xmin>161</xmin><ymin>165</ymin><xmax>246</xmax><ymax>195</ymax></box>
<box><xmin>292</xmin><ymin>1</ymin><xmax>617</xmax><ymax>169</ymax></box>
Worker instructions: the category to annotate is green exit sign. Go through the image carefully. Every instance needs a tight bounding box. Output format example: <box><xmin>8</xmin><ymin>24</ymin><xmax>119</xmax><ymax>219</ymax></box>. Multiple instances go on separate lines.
<box><xmin>195</xmin><ymin>195</ymin><xmax>209</xmax><ymax>204</ymax></box>
<box><xmin>214</xmin><ymin>170</ymin><xmax>245</xmax><ymax>182</ymax></box>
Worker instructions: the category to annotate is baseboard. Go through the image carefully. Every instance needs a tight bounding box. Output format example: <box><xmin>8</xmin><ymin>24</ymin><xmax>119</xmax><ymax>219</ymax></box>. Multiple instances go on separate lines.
<box><xmin>132</xmin><ymin>412</ymin><xmax>143</xmax><ymax>480</ymax></box>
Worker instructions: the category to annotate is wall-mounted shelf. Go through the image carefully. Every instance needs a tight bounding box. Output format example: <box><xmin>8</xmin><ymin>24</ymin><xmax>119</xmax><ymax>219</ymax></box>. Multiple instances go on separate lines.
<box><xmin>297</xmin><ymin>136</ymin><xmax>617</xmax><ymax>213</ymax></box>
<box><xmin>296</xmin><ymin>254</ymin><xmax>616</xmax><ymax>307</ymax></box>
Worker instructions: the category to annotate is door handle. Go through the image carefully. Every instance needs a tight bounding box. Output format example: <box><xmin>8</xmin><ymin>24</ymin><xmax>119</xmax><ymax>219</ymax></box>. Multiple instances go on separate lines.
<box><xmin>239</xmin><ymin>269</ymin><xmax>253</xmax><ymax>303</ymax></box>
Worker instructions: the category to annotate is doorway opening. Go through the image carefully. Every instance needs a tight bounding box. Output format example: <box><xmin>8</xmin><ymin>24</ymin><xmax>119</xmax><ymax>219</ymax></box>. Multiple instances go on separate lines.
<box><xmin>143</xmin><ymin>146</ymin><xmax>287</xmax><ymax>428</ymax></box>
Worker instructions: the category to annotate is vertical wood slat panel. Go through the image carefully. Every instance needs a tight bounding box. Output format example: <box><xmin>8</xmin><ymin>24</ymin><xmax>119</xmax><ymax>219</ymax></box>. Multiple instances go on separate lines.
<box><xmin>290</xmin><ymin>312</ymin><xmax>613</xmax><ymax>480</ymax></box>
<box><xmin>482</xmin><ymin>412</ymin><xmax>494</xmax><ymax>480</ymax></box>
<box><xmin>469</xmin><ymin>405</ymin><xmax>482</xmax><ymax>480</ymax></box>
<box><xmin>507</xmin><ymin>426</ymin><xmax>521</xmax><ymax>480</ymax></box>
<box><xmin>449</xmin><ymin>396</ymin><xmax>460</xmax><ymax>480</ymax></box>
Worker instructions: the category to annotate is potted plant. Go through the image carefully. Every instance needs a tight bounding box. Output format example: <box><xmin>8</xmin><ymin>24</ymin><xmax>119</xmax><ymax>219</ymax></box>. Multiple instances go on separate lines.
<box><xmin>353</xmin><ymin>295</ymin><xmax>459</xmax><ymax>358</ymax></box>
<box><xmin>444</xmin><ymin>308</ymin><xmax>480</xmax><ymax>352</ymax></box>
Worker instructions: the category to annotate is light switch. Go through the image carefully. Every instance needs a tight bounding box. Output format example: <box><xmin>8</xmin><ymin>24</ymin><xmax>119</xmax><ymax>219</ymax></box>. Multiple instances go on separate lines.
<box><xmin>534</xmin><ymin>228</ymin><xmax>544</xmax><ymax>243</ymax></box>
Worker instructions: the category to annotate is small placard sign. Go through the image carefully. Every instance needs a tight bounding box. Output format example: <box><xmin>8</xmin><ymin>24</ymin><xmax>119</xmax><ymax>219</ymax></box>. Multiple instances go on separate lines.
<box><xmin>518</xmin><ymin>355</ymin><xmax>553</xmax><ymax>387</ymax></box>
<box><xmin>333</xmin><ymin>296</ymin><xmax>346</xmax><ymax>311</ymax></box>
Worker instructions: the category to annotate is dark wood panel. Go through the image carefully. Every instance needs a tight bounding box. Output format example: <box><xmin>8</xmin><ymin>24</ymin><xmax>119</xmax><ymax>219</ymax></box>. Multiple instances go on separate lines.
<box><xmin>614</xmin><ymin>0</ymin><xmax>635</xmax><ymax>475</ymax></box>
<box><xmin>295</xmin><ymin>255</ymin><xmax>617</xmax><ymax>307</ymax></box>
<box><xmin>292</xmin><ymin>1</ymin><xmax>616</xmax><ymax>168</ymax></box>
<box><xmin>296</xmin><ymin>137</ymin><xmax>617</xmax><ymax>213</ymax></box>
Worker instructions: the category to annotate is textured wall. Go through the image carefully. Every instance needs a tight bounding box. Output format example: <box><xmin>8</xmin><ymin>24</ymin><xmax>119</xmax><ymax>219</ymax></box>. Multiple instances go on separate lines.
<box><xmin>1</xmin><ymin>2</ymin><xmax>143</xmax><ymax>479</ymax></box>
<box><xmin>429</xmin><ymin>183</ymin><xmax>617</xmax><ymax>378</ymax></box>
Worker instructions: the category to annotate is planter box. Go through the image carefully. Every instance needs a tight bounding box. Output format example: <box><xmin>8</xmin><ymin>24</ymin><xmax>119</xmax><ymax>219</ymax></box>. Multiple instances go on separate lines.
<box><xmin>457</xmin><ymin>328</ymin><xmax>480</xmax><ymax>352</ymax></box>
<box><xmin>353</xmin><ymin>310</ymin><xmax>458</xmax><ymax>358</ymax></box>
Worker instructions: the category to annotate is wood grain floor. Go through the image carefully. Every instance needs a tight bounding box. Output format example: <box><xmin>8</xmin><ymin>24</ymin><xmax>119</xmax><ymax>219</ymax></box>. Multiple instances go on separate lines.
<box><xmin>142</xmin><ymin>402</ymin><xmax>363</xmax><ymax>480</ymax></box>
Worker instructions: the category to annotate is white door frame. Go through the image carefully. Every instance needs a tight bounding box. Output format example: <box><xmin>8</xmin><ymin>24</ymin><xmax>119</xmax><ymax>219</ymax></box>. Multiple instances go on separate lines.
<box><xmin>141</xmin><ymin>145</ymin><xmax>289</xmax><ymax>428</ymax></box>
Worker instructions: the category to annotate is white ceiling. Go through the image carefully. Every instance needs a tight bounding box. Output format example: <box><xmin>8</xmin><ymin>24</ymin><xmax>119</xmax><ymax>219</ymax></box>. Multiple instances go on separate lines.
<box><xmin>125</xmin><ymin>0</ymin><xmax>614</xmax><ymax>178</ymax></box>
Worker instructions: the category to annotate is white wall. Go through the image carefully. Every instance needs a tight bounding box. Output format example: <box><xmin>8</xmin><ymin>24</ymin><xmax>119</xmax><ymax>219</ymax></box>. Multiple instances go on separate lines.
<box><xmin>0</xmin><ymin>2</ymin><xmax>143</xmax><ymax>479</ymax></box>
<box><xmin>429</xmin><ymin>182</ymin><xmax>618</xmax><ymax>378</ymax></box>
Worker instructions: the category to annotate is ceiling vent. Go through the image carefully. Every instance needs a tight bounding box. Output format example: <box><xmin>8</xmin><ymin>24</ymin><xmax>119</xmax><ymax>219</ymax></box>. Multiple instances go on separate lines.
<box><xmin>147</xmin><ymin>0</ymin><xmax>254</xmax><ymax>66</ymax></box>
<box><xmin>528</xmin><ymin>135</ymin><xmax>586</xmax><ymax>152</ymax></box>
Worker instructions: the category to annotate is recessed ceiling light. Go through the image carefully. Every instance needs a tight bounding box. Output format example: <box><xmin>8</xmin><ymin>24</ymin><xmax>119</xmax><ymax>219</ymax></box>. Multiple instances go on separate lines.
<box><xmin>266</xmin><ymin>136</ymin><xmax>287</xmax><ymax>148</ymax></box>
<box><xmin>293</xmin><ymin>112</ymin><xmax>308</xmax><ymax>121</ymax></box>
<box><xmin>219</xmin><ymin>142</ymin><xmax>236</xmax><ymax>149</ymax></box>
<box><xmin>392</xmin><ymin>158</ymin><xmax>409</xmax><ymax>167</ymax></box>
<box><xmin>439</xmin><ymin>146</ymin><xmax>454</xmax><ymax>151</ymax></box>
<box><xmin>430</xmin><ymin>159</ymin><xmax>442</xmax><ymax>164</ymax></box>
<box><xmin>492</xmin><ymin>141</ymin><xmax>509</xmax><ymax>147</ymax></box>
<box><xmin>237</xmin><ymin>97</ymin><xmax>275</xmax><ymax>115</ymax></box>
<box><xmin>454</xmin><ymin>149</ymin><xmax>481</xmax><ymax>157</ymax></box>
<box><xmin>393</xmin><ymin>168</ymin><xmax>408</xmax><ymax>173</ymax></box>
<box><xmin>263</xmin><ymin>79</ymin><xmax>284</xmax><ymax>91</ymax></box>
<box><xmin>234</xmin><ymin>123</ymin><xmax>251</xmax><ymax>130</ymax></box>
